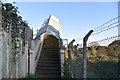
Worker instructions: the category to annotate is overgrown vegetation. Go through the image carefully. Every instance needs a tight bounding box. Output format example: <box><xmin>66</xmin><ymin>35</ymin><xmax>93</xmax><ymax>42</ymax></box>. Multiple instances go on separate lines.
<box><xmin>87</xmin><ymin>46</ymin><xmax>119</xmax><ymax>78</ymax></box>
<box><xmin>64</xmin><ymin>45</ymin><xmax>119</xmax><ymax>78</ymax></box>
<box><xmin>2</xmin><ymin>2</ymin><xmax>30</xmax><ymax>62</ymax></box>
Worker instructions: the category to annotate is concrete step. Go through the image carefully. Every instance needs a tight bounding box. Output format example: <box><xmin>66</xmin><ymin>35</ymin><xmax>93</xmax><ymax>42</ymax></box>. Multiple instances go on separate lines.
<box><xmin>41</xmin><ymin>52</ymin><xmax>59</xmax><ymax>55</ymax></box>
<box><xmin>35</xmin><ymin>78</ymin><xmax>61</xmax><ymax>80</ymax></box>
<box><xmin>37</xmin><ymin>62</ymin><xmax>60</xmax><ymax>65</ymax></box>
<box><xmin>42</xmin><ymin>49</ymin><xmax>58</xmax><ymax>52</ymax></box>
<box><xmin>35</xmin><ymin>69</ymin><xmax>61</xmax><ymax>73</ymax></box>
<box><xmin>43</xmin><ymin>46</ymin><xmax>58</xmax><ymax>48</ymax></box>
<box><xmin>35</xmin><ymin>74</ymin><xmax>61</xmax><ymax>78</ymax></box>
<box><xmin>40</xmin><ymin>55</ymin><xmax>59</xmax><ymax>58</ymax></box>
<box><xmin>38</xmin><ymin>61</ymin><xmax>60</xmax><ymax>64</ymax></box>
<box><xmin>37</xmin><ymin>63</ymin><xmax>60</xmax><ymax>67</ymax></box>
<box><xmin>43</xmin><ymin>45</ymin><xmax>59</xmax><ymax>47</ymax></box>
<box><xmin>42</xmin><ymin>50</ymin><xmax>58</xmax><ymax>52</ymax></box>
<box><xmin>36</xmin><ymin>66</ymin><xmax>60</xmax><ymax>69</ymax></box>
<box><xmin>43</xmin><ymin>48</ymin><xmax>59</xmax><ymax>50</ymax></box>
<box><xmin>38</xmin><ymin>62</ymin><xmax>60</xmax><ymax>65</ymax></box>
<box><xmin>40</xmin><ymin>53</ymin><xmax>59</xmax><ymax>56</ymax></box>
<box><xmin>38</xmin><ymin>61</ymin><xmax>60</xmax><ymax>63</ymax></box>
<box><xmin>40</xmin><ymin>52</ymin><xmax>59</xmax><ymax>55</ymax></box>
<box><xmin>42</xmin><ymin>47</ymin><xmax>59</xmax><ymax>49</ymax></box>
<box><xmin>36</xmin><ymin>67</ymin><xmax>60</xmax><ymax>70</ymax></box>
<box><xmin>35</xmin><ymin>41</ymin><xmax>61</xmax><ymax>79</ymax></box>
<box><xmin>42</xmin><ymin>51</ymin><xmax>58</xmax><ymax>53</ymax></box>
<box><xmin>39</xmin><ymin>58</ymin><xmax>60</xmax><ymax>61</ymax></box>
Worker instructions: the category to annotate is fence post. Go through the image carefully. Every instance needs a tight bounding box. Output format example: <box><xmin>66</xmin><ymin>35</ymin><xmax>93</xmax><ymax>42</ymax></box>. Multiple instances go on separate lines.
<box><xmin>73</xmin><ymin>44</ymin><xmax>79</xmax><ymax>78</ymax></box>
<box><xmin>61</xmin><ymin>39</ymin><xmax>68</xmax><ymax>77</ymax></box>
<box><xmin>83</xmin><ymin>30</ymin><xmax>93</xmax><ymax>80</ymax></box>
<box><xmin>68</xmin><ymin>39</ymin><xmax>75</xmax><ymax>79</ymax></box>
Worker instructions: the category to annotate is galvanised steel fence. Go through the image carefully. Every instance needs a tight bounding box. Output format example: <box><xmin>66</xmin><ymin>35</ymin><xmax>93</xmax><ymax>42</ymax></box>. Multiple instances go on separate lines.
<box><xmin>63</xmin><ymin>16</ymin><xmax>120</xmax><ymax>79</ymax></box>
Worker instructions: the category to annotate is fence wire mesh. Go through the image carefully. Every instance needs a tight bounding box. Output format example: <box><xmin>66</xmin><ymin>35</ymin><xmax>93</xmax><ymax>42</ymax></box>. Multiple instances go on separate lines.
<box><xmin>63</xmin><ymin>16</ymin><xmax>120</xmax><ymax>79</ymax></box>
<box><xmin>64</xmin><ymin>36</ymin><xmax>120</xmax><ymax>79</ymax></box>
<box><xmin>86</xmin><ymin>36</ymin><xmax>120</xmax><ymax>78</ymax></box>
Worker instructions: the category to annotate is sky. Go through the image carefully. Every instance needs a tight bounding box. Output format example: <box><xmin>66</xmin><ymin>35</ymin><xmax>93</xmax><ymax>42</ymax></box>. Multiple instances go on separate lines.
<box><xmin>3</xmin><ymin>0</ymin><xmax>120</xmax><ymax>2</ymax></box>
<box><xmin>13</xmin><ymin>2</ymin><xmax>118</xmax><ymax>44</ymax></box>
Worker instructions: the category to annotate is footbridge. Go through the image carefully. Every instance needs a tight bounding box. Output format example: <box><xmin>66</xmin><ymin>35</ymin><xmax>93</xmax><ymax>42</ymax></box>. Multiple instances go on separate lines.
<box><xmin>30</xmin><ymin>15</ymin><xmax>64</xmax><ymax>79</ymax></box>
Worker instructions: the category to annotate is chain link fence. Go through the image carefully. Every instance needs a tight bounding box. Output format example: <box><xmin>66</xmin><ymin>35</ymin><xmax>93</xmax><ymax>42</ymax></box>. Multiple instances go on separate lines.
<box><xmin>63</xmin><ymin>15</ymin><xmax>120</xmax><ymax>79</ymax></box>
<box><xmin>63</xmin><ymin>36</ymin><xmax>120</xmax><ymax>79</ymax></box>
<box><xmin>87</xmin><ymin>35</ymin><xmax>120</xmax><ymax>78</ymax></box>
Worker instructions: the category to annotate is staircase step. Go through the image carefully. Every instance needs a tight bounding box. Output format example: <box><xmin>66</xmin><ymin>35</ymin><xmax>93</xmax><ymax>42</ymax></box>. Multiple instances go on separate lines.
<box><xmin>35</xmin><ymin>36</ymin><xmax>60</xmax><ymax>78</ymax></box>
<box><xmin>42</xmin><ymin>51</ymin><xmax>59</xmax><ymax>53</ymax></box>
<box><xmin>39</xmin><ymin>58</ymin><xmax>60</xmax><ymax>61</ymax></box>
<box><xmin>38</xmin><ymin>62</ymin><xmax>60</xmax><ymax>65</ymax></box>
<box><xmin>43</xmin><ymin>47</ymin><xmax>58</xmax><ymax>48</ymax></box>
<box><xmin>43</xmin><ymin>50</ymin><xmax>58</xmax><ymax>52</ymax></box>
<box><xmin>43</xmin><ymin>47</ymin><xmax>58</xmax><ymax>49</ymax></box>
<box><xmin>41</xmin><ymin>53</ymin><xmax>59</xmax><ymax>55</ymax></box>
<box><xmin>40</xmin><ymin>56</ymin><xmax>59</xmax><ymax>58</ymax></box>
<box><xmin>43</xmin><ymin>48</ymin><xmax>59</xmax><ymax>50</ymax></box>
<box><xmin>42</xmin><ymin>50</ymin><xmax>58</xmax><ymax>52</ymax></box>
<box><xmin>37</xmin><ymin>63</ymin><xmax>60</xmax><ymax>67</ymax></box>
<box><xmin>36</xmin><ymin>66</ymin><xmax>60</xmax><ymax>70</ymax></box>
<box><xmin>36</xmin><ymin>66</ymin><xmax>60</xmax><ymax>69</ymax></box>
<box><xmin>38</xmin><ymin>60</ymin><xmax>60</xmax><ymax>63</ymax></box>
<box><xmin>43</xmin><ymin>45</ymin><xmax>58</xmax><ymax>46</ymax></box>
<box><xmin>41</xmin><ymin>52</ymin><xmax>59</xmax><ymax>56</ymax></box>
<box><xmin>36</xmin><ymin>70</ymin><xmax>60</xmax><ymax>74</ymax></box>
<box><xmin>37</xmin><ymin>62</ymin><xmax>60</xmax><ymax>66</ymax></box>
<box><xmin>35</xmin><ymin>78</ymin><xmax>61</xmax><ymax>80</ymax></box>
<box><xmin>41</xmin><ymin>52</ymin><xmax>59</xmax><ymax>55</ymax></box>
<box><xmin>35</xmin><ymin>74</ymin><xmax>61</xmax><ymax>78</ymax></box>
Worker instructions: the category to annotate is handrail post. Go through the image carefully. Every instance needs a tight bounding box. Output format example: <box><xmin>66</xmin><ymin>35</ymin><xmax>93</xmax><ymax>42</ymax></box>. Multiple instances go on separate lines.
<box><xmin>83</xmin><ymin>30</ymin><xmax>93</xmax><ymax>80</ymax></box>
<box><xmin>61</xmin><ymin>39</ymin><xmax>68</xmax><ymax>77</ymax></box>
<box><xmin>68</xmin><ymin>39</ymin><xmax>75</xmax><ymax>79</ymax></box>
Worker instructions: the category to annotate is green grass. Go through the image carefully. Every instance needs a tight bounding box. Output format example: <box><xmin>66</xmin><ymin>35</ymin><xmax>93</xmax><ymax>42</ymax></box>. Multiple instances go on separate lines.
<box><xmin>18</xmin><ymin>74</ymin><xmax>35</xmax><ymax>80</ymax></box>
